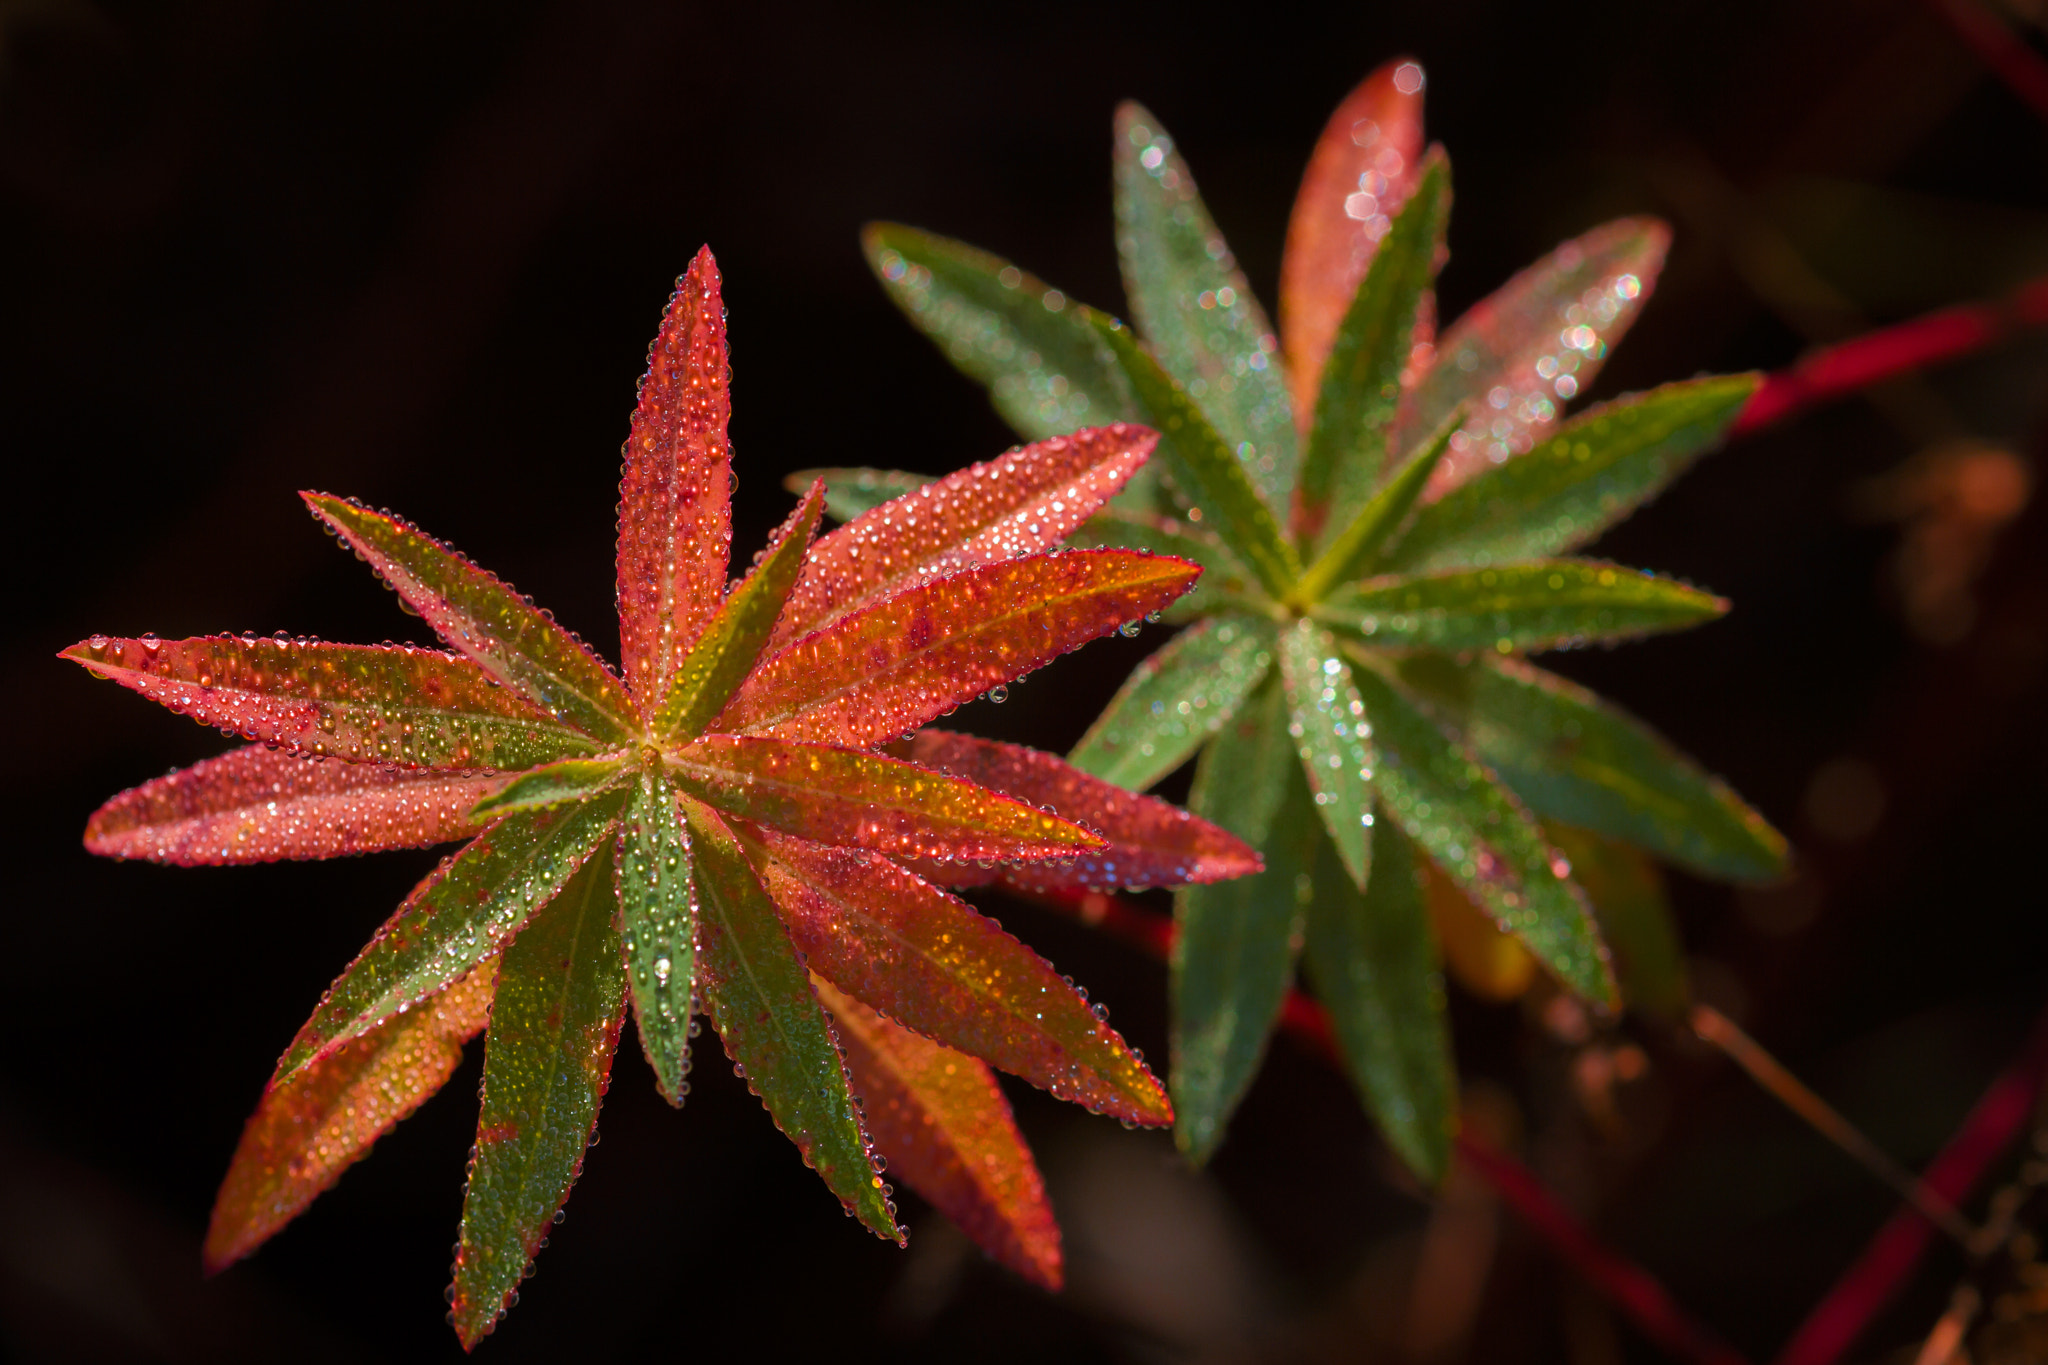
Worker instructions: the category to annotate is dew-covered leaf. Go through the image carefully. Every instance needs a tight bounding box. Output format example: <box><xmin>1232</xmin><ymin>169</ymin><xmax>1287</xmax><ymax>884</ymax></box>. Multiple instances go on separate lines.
<box><xmin>1280</xmin><ymin>58</ymin><xmax>1427</xmax><ymax>419</ymax></box>
<box><xmin>83</xmin><ymin>745</ymin><xmax>508</xmax><ymax>866</ymax></box>
<box><xmin>1115</xmin><ymin>102</ymin><xmax>1299</xmax><ymax>509</ymax></box>
<box><xmin>1395</xmin><ymin>654</ymin><xmax>1786</xmax><ymax>881</ymax></box>
<box><xmin>1290</xmin><ymin>406</ymin><xmax>1457</xmax><ymax>606</ymax></box>
<box><xmin>748</xmin><ymin>828</ymin><xmax>1169</xmax><ymax>1125</ymax></box>
<box><xmin>1319</xmin><ymin>560</ymin><xmax>1726</xmax><ymax>654</ymax></box>
<box><xmin>470</xmin><ymin>757</ymin><xmax>627</xmax><ymax>819</ymax></box>
<box><xmin>817</xmin><ymin>979</ymin><xmax>1062</xmax><ymax>1290</ymax></box>
<box><xmin>773</xmin><ymin>425</ymin><xmax>1158</xmax><ymax>648</ymax></box>
<box><xmin>616</xmin><ymin>773</ymin><xmax>695</xmax><ymax>1103</ymax></box>
<box><xmin>719</xmin><ymin>549</ymin><xmax>1198</xmax><ymax>749</ymax></box>
<box><xmin>204</xmin><ymin>961</ymin><xmax>496</xmax><ymax>1273</ymax></box>
<box><xmin>1278</xmin><ymin>621</ymin><xmax>1379</xmax><ymax>887</ymax></box>
<box><xmin>1302</xmin><ymin>816</ymin><xmax>1455</xmax><ymax>1182</ymax></box>
<box><xmin>304</xmin><ymin>495</ymin><xmax>635</xmax><ymax>744</ymax></box>
<box><xmin>864</xmin><ymin>222</ymin><xmax>1139</xmax><ymax>441</ymax></box>
<box><xmin>1068</xmin><ymin>615</ymin><xmax>1275</xmax><ymax>792</ymax></box>
<box><xmin>275</xmin><ymin>791</ymin><xmax>628</xmax><ymax>1079</ymax></box>
<box><xmin>1399</xmin><ymin>218</ymin><xmax>1670</xmax><ymax>497</ymax></box>
<box><xmin>1072</xmin><ymin>506</ymin><xmax>1254</xmax><ymax>622</ymax></box>
<box><xmin>449</xmin><ymin>845</ymin><xmax>625</xmax><ymax>1348</ymax></box>
<box><xmin>61</xmin><ymin>636</ymin><xmax>600</xmax><ymax>769</ymax></box>
<box><xmin>616</xmin><ymin>246</ymin><xmax>734</xmax><ymax>710</ymax></box>
<box><xmin>1425</xmin><ymin>859</ymin><xmax>1539</xmax><ymax>1003</ymax></box>
<box><xmin>1384</xmin><ymin>376</ymin><xmax>1759</xmax><ymax>574</ymax></box>
<box><xmin>1547</xmin><ymin>824</ymin><xmax>1688</xmax><ymax>1020</ymax></box>
<box><xmin>786</xmin><ymin>467</ymin><xmax>936</xmax><ymax>523</ymax></box>
<box><xmin>682</xmin><ymin>798</ymin><xmax>898</xmax><ymax>1239</ymax></box>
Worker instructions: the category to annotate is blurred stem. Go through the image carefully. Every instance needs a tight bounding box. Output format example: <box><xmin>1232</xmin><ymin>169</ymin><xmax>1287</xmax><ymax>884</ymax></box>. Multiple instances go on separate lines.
<box><xmin>1924</xmin><ymin>0</ymin><xmax>2048</xmax><ymax>122</ymax></box>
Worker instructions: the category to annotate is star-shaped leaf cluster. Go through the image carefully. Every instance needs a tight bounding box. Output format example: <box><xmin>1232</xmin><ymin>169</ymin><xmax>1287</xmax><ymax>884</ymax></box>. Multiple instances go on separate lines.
<box><xmin>66</xmin><ymin>248</ymin><xmax>1263</xmax><ymax>1347</ymax></box>
<box><xmin>820</xmin><ymin>60</ymin><xmax>1788</xmax><ymax>1177</ymax></box>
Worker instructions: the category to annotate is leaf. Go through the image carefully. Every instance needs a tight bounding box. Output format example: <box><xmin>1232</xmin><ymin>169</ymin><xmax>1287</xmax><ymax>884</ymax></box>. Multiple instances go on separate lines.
<box><xmin>616</xmin><ymin>773</ymin><xmax>696</xmax><ymax>1102</ymax></box>
<box><xmin>1318</xmin><ymin>559</ymin><xmax>1727</xmax><ymax>654</ymax></box>
<box><xmin>470</xmin><ymin>758</ymin><xmax>627</xmax><ymax>819</ymax></box>
<box><xmin>204</xmin><ymin>961</ymin><xmax>496</xmax><ymax>1273</ymax></box>
<box><xmin>1092</xmin><ymin>315</ymin><xmax>1303</xmax><ymax>599</ymax></box>
<box><xmin>616</xmin><ymin>246</ymin><xmax>735</xmax><ymax>709</ymax></box>
<box><xmin>1072</xmin><ymin>506</ymin><xmax>1255</xmax><ymax>622</ymax></box>
<box><xmin>787</xmin><ymin>467</ymin><xmax>935</xmax><ymax>523</ymax></box>
<box><xmin>1297</xmin><ymin>151</ymin><xmax>1449</xmax><ymax>551</ymax></box>
<box><xmin>749</xmin><ymin>829</ymin><xmax>1170</xmax><ymax>1126</ymax></box>
<box><xmin>718</xmin><ymin>549</ymin><xmax>1198</xmax><ymax>748</ymax></box>
<box><xmin>1396</xmin><ymin>654</ymin><xmax>1786</xmax><ymax>881</ymax></box>
<box><xmin>275</xmin><ymin>790</ymin><xmax>628</xmax><ymax>1079</ymax></box>
<box><xmin>1346</xmin><ymin>657</ymin><xmax>1616</xmax><ymax>1004</ymax></box>
<box><xmin>304</xmin><ymin>494</ymin><xmax>636</xmax><ymax>745</ymax></box>
<box><xmin>1384</xmin><ymin>376</ymin><xmax>1759</xmax><ymax>574</ymax></box>
<box><xmin>681</xmin><ymin>798</ymin><xmax>898</xmax><ymax>1238</ymax></box>
<box><xmin>864</xmin><ymin>222</ymin><xmax>1139</xmax><ymax>441</ymax></box>
<box><xmin>906</xmin><ymin>729</ymin><xmax>1263</xmax><ymax>890</ymax></box>
<box><xmin>1280</xmin><ymin>57</ymin><xmax>1428</xmax><ymax>419</ymax></box>
<box><xmin>1288</xmin><ymin>405</ymin><xmax>1458</xmax><ymax>607</ymax></box>
<box><xmin>1547</xmin><ymin>824</ymin><xmax>1689</xmax><ymax>1020</ymax></box>
<box><xmin>654</xmin><ymin>482</ymin><xmax>823</xmax><ymax>741</ymax></box>
<box><xmin>61</xmin><ymin>636</ymin><xmax>600</xmax><ymax>769</ymax></box>
<box><xmin>1398</xmin><ymin>217</ymin><xmax>1671</xmax><ymax>497</ymax></box>
<box><xmin>1113</xmin><ymin>102</ymin><xmax>1299</xmax><ymax>509</ymax></box>
<box><xmin>449</xmin><ymin>844</ymin><xmax>625</xmax><ymax>1348</ymax></box>
<box><xmin>83</xmin><ymin>745</ymin><xmax>508</xmax><ymax>865</ymax></box>
<box><xmin>815</xmin><ymin>979</ymin><xmax>1062</xmax><ymax>1290</ymax></box>
<box><xmin>1426</xmin><ymin>860</ymin><xmax>1539</xmax><ymax>1002</ymax></box>
<box><xmin>773</xmin><ymin>424</ymin><xmax>1158</xmax><ymax>648</ymax></box>
<box><xmin>1068</xmin><ymin>615</ymin><xmax>1275</xmax><ymax>792</ymax></box>
<box><xmin>1302</xmin><ymin>815</ymin><xmax>1455</xmax><ymax>1183</ymax></box>
<box><xmin>1173</xmin><ymin>678</ymin><xmax>1320</xmax><ymax>1163</ymax></box>
<box><xmin>1278</xmin><ymin>621</ymin><xmax>1379</xmax><ymax>888</ymax></box>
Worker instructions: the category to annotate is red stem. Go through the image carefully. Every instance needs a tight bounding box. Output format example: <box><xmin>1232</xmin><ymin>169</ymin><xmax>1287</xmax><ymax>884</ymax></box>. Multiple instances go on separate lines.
<box><xmin>1922</xmin><ymin>0</ymin><xmax>2048</xmax><ymax>124</ymax></box>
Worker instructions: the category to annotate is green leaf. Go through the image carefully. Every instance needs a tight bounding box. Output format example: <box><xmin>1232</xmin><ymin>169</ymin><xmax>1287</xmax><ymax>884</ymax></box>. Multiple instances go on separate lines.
<box><xmin>1113</xmin><ymin>103</ymin><xmax>1299</xmax><ymax>509</ymax></box>
<box><xmin>1395</xmin><ymin>654</ymin><xmax>1786</xmax><ymax>881</ymax></box>
<box><xmin>616</xmin><ymin>773</ymin><xmax>696</xmax><ymax>1103</ymax></box>
<box><xmin>1073</xmin><ymin>507</ymin><xmax>1258</xmax><ymax>622</ymax></box>
<box><xmin>1091</xmin><ymin>314</ymin><xmax>1302</xmax><ymax>598</ymax></box>
<box><xmin>1347</xmin><ymin>657</ymin><xmax>1615</xmax><ymax>1005</ymax></box>
<box><xmin>1068</xmin><ymin>615</ymin><xmax>1275</xmax><ymax>792</ymax></box>
<box><xmin>1547</xmin><ymin>824</ymin><xmax>1689</xmax><ymax>1020</ymax></box>
<box><xmin>1173</xmin><ymin>677</ymin><xmax>1318</xmax><ymax>1163</ymax></box>
<box><xmin>1302</xmin><ymin>816</ymin><xmax>1455</xmax><ymax>1183</ymax></box>
<box><xmin>1290</xmin><ymin>405</ymin><xmax>1459</xmax><ymax>607</ymax></box>
<box><xmin>1317</xmin><ymin>559</ymin><xmax>1726</xmax><ymax>654</ymax></box>
<box><xmin>449</xmin><ymin>842</ymin><xmax>625</xmax><ymax>1348</ymax></box>
<box><xmin>1278</xmin><ymin>621</ymin><xmax>1379</xmax><ymax>888</ymax></box>
<box><xmin>469</xmin><ymin>758</ymin><xmax>627</xmax><ymax>819</ymax></box>
<box><xmin>786</xmin><ymin>467</ymin><xmax>935</xmax><ymax>523</ymax></box>
<box><xmin>864</xmin><ymin>222</ymin><xmax>1138</xmax><ymax>441</ymax></box>
<box><xmin>681</xmin><ymin>797</ymin><xmax>897</xmax><ymax>1239</ymax></box>
<box><xmin>1298</xmin><ymin>151</ymin><xmax>1450</xmax><ymax>552</ymax></box>
<box><xmin>1384</xmin><ymin>375</ymin><xmax>1759</xmax><ymax>574</ymax></box>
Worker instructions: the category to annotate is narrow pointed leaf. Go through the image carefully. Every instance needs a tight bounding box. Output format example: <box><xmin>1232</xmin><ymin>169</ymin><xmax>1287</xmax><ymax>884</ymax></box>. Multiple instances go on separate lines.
<box><xmin>1278</xmin><ymin>621</ymin><xmax>1380</xmax><ymax>888</ymax></box>
<box><xmin>1173</xmin><ymin>678</ymin><xmax>1320</xmax><ymax>1163</ymax></box>
<box><xmin>787</xmin><ymin>467</ymin><xmax>935</xmax><ymax>523</ymax></box>
<box><xmin>1290</xmin><ymin>405</ymin><xmax>1458</xmax><ymax>606</ymax></box>
<box><xmin>719</xmin><ymin>549</ymin><xmax>1198</xmax><ymax>748</ymax></box>
<box><xmin>205</xmin><ymin>962</ymin><xmax>496</xmax><ymax>1273</ymax></box>
<box><xmin>1302</xmin><ymin>817</ymin><xmax>1455</xmax><ymax>1182</ymax></box>
<box><xmin>1092</xmin><ymin>316</ymin><xmax>1302</xmax><ymax>598</ymax></box>
<box><xmin>84</xmin><ymin>745</ymin><xmax>507</xmax><ymax>865</ymax></box>
<box><xmin>747</xmin><ymin>828</ymin><xmax>1170</xmax><ymax>1125</ymax></box>
<box><xmin>450</xmin><ymin>845</ymin><xmax>625</xmax><ymax>1347</ymax></box>
<box><xmin>1346</xmin><ymin>658</ymin><xmax>1615</xmax><ymax>1004</ymax></box>
<box><xmin>276</xmin><ymin>791</ymin><xmax>628</xmax><ymax>1079</ymax></box>
<box><xmin>681</xmin><ymin>798</ymin><xmax>897</xmax><ymax>1238</ymax></box>
<box><xmin>773</xmin><ymin>424</ymin><xmax>1158</xmax><ymax>648</ymax></box>
<box><xmin>1547</xmin><ymin>824</ymin><xmax>1689</xmax><ymax>1020</ymax></box>
<box><xmin>1297</xmin><ymin>151</ymin><xmax>1450</xmax><ymax>551</ymax></box>
<box><xmin>1073</xmin><ymin>506</ymin><xmax>1255</xmax><ymax>622</ymax></box>
<box><xmin>817</xmin><ymin>979</ymin><xmax>1062</xmax><ymax>1290</ymax></box>
<box><xmin>1384</xmin><ymin>376</ymin><xmax>1759</xmax><ymax>574</ymax></box>
<box><xmin>1068</xmin><ymin>615</ymin><xmax>1275</xmax><ymax>792</ymax></box>
<box><xmin>1426</xmin><ymin>860</ymin><xmax>1540</xmax><ymax>1002</ymax></box>
<box><xmin>1318</xmin><ymin>559</ymin><xmax>1727</xmax><ymax>654</ymax></box>
<box><xmin>469</xmin><ymin>757</ymin><xmax>627</xmax><ymax>819</ymax></box>
<box><xmin>616</xmin><ymin>773</ymin><xmax>696</xmax><ymax>1102</ymax></box>
<box><xmin>304</xmin><ymin>494</ymin><xmax>635</xmax><ymax>744</ymax></box>
<box><xmin>1395</xmin><ymin>654</ymin><xmax>1786</xmax><ymax>880</ymax></box>
<box><xmin>1114</xmin><ymin>102</ymin><xmax>1299</xmax><ymax>508</ymax></box>
<box><xmin>654</xmin><ymin>482</ymin><xmax>823</xmax><ymax>741</ymax></box>
<box><xmin>670</xmin><ymin>734</ymin><xmax>1103</xmax><ymax>862</ymax></box>
<box><xmin>864</xmin><ymin>222</ymin><xmax>1139</xmax><ymax>441</ymax></box>
<box><xmin>1399</xmin><ymin>217</ymin><xmax>1671</xmax><ymax>496</ymax></box>
<box><xmin>616</xmin><ymin>246</ymin><xmax>735</xmax><ymax>708</ymax></box>
<box><xmin>62</xmin><ymin>636</ymin><xmax>600</xmax><ymax>769</ymax></box>
<box><xmin>1281</xmin><ymin>58</ymin><xmax>1427</xmax><ymax>418</ymax></box>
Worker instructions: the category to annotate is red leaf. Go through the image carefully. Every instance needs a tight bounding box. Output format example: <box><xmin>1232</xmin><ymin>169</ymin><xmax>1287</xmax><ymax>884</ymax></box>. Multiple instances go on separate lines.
<box><xmin>617</xmin><ymin>246</ymin><xmax>735</xmax><ymax>709</ymax></box>
<box><xmin>817</xmin><ymin>980</ymin><xmax>1062</xmax><ymax>1290</ymax></box>
<box><xmin>84</xmin><ymin>744</ymin><xmax>509</xmax><ymax>865</ymax></box>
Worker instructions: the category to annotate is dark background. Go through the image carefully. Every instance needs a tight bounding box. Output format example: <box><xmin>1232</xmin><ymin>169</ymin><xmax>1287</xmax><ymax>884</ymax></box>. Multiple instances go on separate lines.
<box><xmin>6</xmin><ymin>1</ymin><xmax>2048</xmax><ymax>1360</ymax></box>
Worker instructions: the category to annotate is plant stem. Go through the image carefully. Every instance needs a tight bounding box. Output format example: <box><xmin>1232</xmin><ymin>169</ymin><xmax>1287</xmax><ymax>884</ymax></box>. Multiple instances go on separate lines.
<box><xmin>1923</xmin><ymin>0</ymin><xmax>2048</xmax><ymax>124</ymax></box>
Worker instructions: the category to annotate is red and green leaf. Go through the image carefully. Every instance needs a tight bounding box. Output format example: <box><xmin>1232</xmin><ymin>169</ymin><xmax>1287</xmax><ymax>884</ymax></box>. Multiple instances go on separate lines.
<box><xmin>470</xmin><ymin>757</ymin><xmax>628</xmax><ymax>819</ymax></box>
